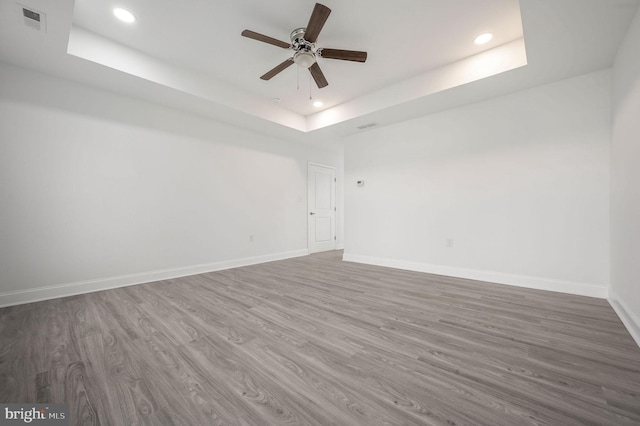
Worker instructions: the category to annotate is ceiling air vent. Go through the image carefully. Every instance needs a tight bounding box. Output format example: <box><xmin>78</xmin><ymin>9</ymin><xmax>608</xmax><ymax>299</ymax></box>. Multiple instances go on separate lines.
<box><xmin>19</xmin><ymin>4</ymin><xmax>46</xmax><ymax>32</ymax></box>
<box><xmin>356</xmin><ymin>123</ymin><xmax>377</xmax><ymax>130</ymax></box>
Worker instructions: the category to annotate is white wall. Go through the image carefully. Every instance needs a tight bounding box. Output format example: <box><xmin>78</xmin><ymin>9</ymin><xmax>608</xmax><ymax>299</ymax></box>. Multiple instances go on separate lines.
<box><xmin>344</xmin><ymin>70</ymin><xmax>611</xmax><ymax>298</ymax></box>
<box><xmin>0</xmin><ymin>63</ymin><xmax>342</xmax><ymax>306</ymax></box>
<box><xmin>610</xmin><ymin>6</ymin><xmax>640</xmax><ymax>346</ymax></box>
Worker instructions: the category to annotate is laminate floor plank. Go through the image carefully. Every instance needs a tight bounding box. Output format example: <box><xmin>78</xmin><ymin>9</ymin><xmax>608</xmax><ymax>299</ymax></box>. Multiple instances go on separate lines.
<box><xmin>2</xmin><ymin>250</ymin><xmax>639</xmax><ymax>425</ymax></box>
<box><xmin>72</xmin><ymin>292</ymin><xmax>152</xmax><ymax>425</ymax></box>
<box><xmin>180</xmin><ymin>335</ymin><xmax>319</xmax><ymax>425</ymax></box>
<box><xmin>0</xmin><ymin>304</ymin><xmax>46</xmax><ymax>403</ymax></box>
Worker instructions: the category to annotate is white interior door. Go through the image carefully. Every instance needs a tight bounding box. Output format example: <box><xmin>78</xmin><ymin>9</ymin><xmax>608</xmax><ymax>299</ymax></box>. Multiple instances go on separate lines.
<box><xmin>308</xmin><ymin>163</ymin><xmax>336</xmax><ymax>253</ymax></box>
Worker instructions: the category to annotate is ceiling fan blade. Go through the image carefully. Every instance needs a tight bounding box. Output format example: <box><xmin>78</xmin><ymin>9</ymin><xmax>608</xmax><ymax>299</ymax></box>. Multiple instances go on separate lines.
<box><xmin>309</xmin><ymin>62</ymin><xmax>328</xmax><ymax>88</ymax></box>
<box><xmin>260</xmin><ymin>58</ymin><xmax>295</xmax><ymax>80</ymax></box>
<box><xmin>242</xmin><ymin>30</ymin><xmax>291</xmax><ymax>49</ymax></box>
<box><xmin>320</xmin><ymin>48</ymin><xmax>368</xmax><ymax>63</ymax></box>
<box><xmin>304</xmin><ymin>3</ymin><xmax>331</xmax><ymax>43</ymax></box>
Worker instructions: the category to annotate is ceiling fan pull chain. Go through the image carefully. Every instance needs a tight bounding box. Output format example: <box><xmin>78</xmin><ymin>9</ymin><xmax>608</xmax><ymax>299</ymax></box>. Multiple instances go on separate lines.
<box><xmin>309</xmin><ymin>73</ymin><xmax>312</xmax><ymax>100</ymax></box>
<box><xmin>297</xmin><ymin>66</ymin><xmax>300</xmax><ymax>90</ymax></box>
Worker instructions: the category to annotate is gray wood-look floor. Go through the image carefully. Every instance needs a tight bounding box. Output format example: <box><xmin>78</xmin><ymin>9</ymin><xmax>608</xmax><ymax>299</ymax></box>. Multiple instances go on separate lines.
<box><xmin>1</xmin><ymin>251</ymin><xmax>639</xmax><ymax>425</ymax></box>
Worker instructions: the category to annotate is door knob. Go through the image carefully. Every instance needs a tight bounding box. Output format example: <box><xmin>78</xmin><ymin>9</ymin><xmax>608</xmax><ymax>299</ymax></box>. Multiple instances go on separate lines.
<box><xmin>309</xmin><ymin>212</ymin><xmax>316</xmax><ymax>215</ymax></box>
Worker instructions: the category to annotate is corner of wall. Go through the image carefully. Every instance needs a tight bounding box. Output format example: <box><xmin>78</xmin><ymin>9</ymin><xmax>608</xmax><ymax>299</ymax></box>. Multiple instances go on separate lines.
<box><xmin>608</xmin><ymin>290</ymin><xmax>640</xmax><ymax>348</ymax></box>
<box><xmin>609</xmin><ymin>1</ymin><xmax>640</xmax><ymax>350</ymax></box>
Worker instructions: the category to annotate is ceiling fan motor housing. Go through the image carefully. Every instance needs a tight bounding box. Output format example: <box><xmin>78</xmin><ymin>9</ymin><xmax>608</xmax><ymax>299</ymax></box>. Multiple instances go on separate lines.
<box><xmin>290</xmin><ymin>27</ymin><xmax>307</xmax><ymax>45</ymax></box>
<box><xmin>290</xmin><ymin>27</ymin><xmax>317</xmax><ymax>68</ymax></box>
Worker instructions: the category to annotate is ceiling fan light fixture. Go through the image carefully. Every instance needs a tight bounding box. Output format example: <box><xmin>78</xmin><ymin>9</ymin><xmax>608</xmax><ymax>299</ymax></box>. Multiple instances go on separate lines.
<box><xmin>293</xmin><ymin>51</ymin><xmax>316</xmax><ymax>69</ymax></box>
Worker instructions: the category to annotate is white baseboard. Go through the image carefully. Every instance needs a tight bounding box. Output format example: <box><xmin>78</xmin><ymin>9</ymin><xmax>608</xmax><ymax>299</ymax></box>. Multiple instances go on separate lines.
<box><xmin>342</xmin><ymin>253</ymin><xmax>608</xmax><ymax>299</ymax></box>
<box><xmin>608</xmin><ymin>290</ymin><xmax>640</xmax><ymax>348</ymax></box>
<box><xmin>0</xmin><ymin>249</ymin><xmax>309</xmax><ymax>308</ymax></box>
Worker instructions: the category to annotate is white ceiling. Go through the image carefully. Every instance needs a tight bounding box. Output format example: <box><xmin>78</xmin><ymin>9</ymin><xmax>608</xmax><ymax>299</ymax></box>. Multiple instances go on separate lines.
<box><xmin>0</xmin><ymin>0</ymin><xmax>638</xmax><ymax>147</ymax></box>
<box><xmin>72</xmin><ymin>0</ymin><xmax>524</xmax><ymax>117</ymax></box>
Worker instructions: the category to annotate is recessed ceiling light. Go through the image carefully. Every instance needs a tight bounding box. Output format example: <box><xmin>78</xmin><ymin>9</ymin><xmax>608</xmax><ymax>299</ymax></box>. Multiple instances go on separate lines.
<box><xmin>474</xmin><ymin>33</ymin><xmax>493</xmax><ymax>45</ymax></box>
<box><xmin>313</xmin><ymin>101</ymin><xmax>324</xmax><ymax>108</ymax></box>
<box><xmin>113</xmin><ymin>8</ymin><xmax>135</xmax><ymax>23</ymax></box>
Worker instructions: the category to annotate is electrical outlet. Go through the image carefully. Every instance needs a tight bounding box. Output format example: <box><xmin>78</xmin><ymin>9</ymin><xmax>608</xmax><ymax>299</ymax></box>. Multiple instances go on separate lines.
<box><xmin>446</xmin><ymin>238</ymin><xmax>454</xmax><ymax>248</ymax></box>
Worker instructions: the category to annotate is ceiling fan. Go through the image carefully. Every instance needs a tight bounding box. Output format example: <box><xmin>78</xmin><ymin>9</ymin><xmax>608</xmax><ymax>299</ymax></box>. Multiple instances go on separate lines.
<box><xmin>241</xmin><ymin>3</ymin><xmax>367</xmax><ymax>89</ymax></box>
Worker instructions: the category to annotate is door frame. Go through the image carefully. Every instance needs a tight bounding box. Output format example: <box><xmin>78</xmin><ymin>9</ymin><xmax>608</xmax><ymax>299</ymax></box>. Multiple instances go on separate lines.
<box><xmin>308</xmin><ymin>162</ymin><xmax>337</xmax><ymax>253</ymax></box>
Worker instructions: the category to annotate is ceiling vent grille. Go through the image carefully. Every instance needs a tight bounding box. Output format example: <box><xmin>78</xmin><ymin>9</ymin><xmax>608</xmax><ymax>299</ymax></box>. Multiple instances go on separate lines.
<box><xmin>19</xmin><ymin>4</ymin><xmax>46</xmax><ymax>32</ymax></box>
<box><xmin>356</xmin><ymin>123</ymin><xmax>377</xmax><ymax>130</ymax></box>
